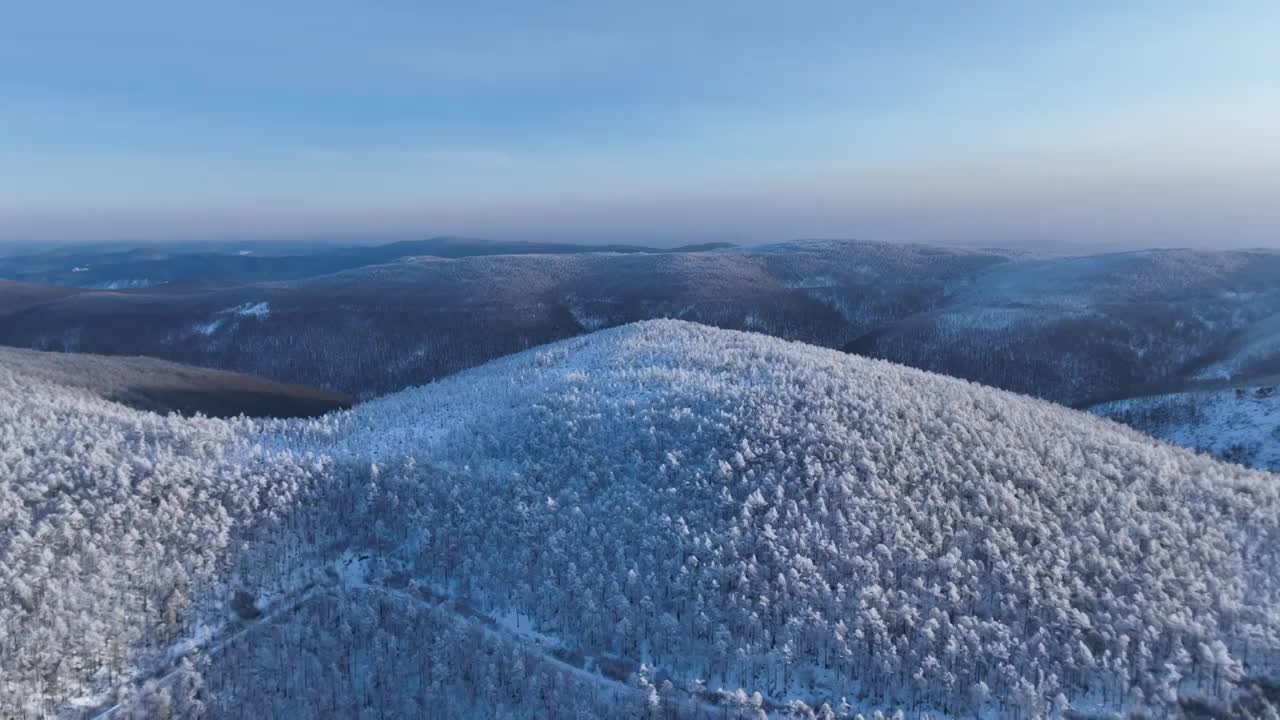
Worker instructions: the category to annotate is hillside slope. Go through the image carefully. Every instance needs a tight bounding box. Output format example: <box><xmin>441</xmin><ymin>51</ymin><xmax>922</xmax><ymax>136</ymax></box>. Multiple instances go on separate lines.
<box><xmin>0</xmin><ymin>279</ymin><xmax>79</xmax><ymax>314</ymax></box>
<box><xmin>2</xmin><ymin>321</ymin><xmax>1278</xmax><ymax>718</ymax></box>
<box><xmin>845</xmin><ymin>248</ymin><xmax>1280</xmax><ymax>406</ymax></box>
<box><xmin>0</xmin><ymin>242</ymin><xmax>1014</xmax><ymax>397</ymax></box>
<box><xmin>0</xmin><ymin>237</ymin><xmax>738</xmax><ymax>288</ymax></box>
<box><xmin>1093</xmin><ymin>382</ymin><xmax>1280</xmax><ymax>471</ymax></box>
<box><xmin>1192</xmin><ymin>311</ymin><xmax>1280</xmax><ymax>384</ymax></box>
<box><xmin>0</xmin><ymin>346</ymin><xmax>351</xmax><ymax>418</ymax></box>
<box><xmin>2</xmin><ymin>243</ymin><xmax>1277</xmax><ymax>410</ymax></box>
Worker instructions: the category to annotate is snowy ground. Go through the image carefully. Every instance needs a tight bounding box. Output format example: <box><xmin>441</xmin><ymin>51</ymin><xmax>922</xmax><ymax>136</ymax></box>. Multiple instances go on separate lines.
<box><xmin>7</xmin><ymin>320</ymin><xmax>1280</xmax><ymax>719</ymax></box>
<box><xmin>1092</xmin><ymin>384</ymin><xmax>1280</xmax><ymax>471</ymax></box>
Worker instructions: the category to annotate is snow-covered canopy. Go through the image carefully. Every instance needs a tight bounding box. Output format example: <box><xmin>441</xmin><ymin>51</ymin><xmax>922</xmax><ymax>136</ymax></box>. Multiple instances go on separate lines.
<box><xmin>3</xmin><ymin>320</ymin><xmax>1277</xmax><ymax>718</ymax></box>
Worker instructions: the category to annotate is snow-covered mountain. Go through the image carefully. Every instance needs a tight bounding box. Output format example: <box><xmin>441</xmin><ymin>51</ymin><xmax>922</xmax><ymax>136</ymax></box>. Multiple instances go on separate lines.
<box><xmin>4</xmin><ymin>321</ymin><xmax>1278</xmax><ymax>718</ymax></box>
<box><xmin>1093</xmin><ymin>383</ymin><xmax>1280</xmax><ymax>471</ymax></box>
<box><xmin>0</xmin><ymin>241</ymin><xmax>1010</xmax><ymax>399</ymax></box>
<box><xmin>4</xmin><ymin>243</ymin><xmax>1277</xmax><ymax>408</ymax></box>
<box><xmin>845</xmin><ymin>248</ymin><xmax>1280</xmax><ymax>405</ymax></box>
<box><xmin>10</xmin><ymin>242</ymin><xmax>1279</xmax><ymax>409</ymax></box>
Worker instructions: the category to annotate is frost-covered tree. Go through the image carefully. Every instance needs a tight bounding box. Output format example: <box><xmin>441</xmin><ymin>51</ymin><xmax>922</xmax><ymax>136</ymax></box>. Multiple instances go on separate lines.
<box><xmin>3</xmin><ymin>320</ymin><xmax>1279</xmax><ymax>718</ymax></box>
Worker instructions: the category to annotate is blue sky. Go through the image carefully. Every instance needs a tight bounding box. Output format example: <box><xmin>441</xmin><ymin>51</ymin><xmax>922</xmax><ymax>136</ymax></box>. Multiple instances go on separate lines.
<box><xmin>2</xmin><ymin>1</ymin><xmax>1278</xmax><ymax>248</ymax></box>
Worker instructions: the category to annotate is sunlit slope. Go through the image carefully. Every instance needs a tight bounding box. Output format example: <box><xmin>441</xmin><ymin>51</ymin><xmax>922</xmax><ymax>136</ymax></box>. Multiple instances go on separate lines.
<box><xmin>4</xmin><ymin>320</ymin><xmax>1278</xmax><ymax>718</ymax></box>
<box><xmin>1094</xmin><ymin>382</ymin><xmax>1280</xmax><ymax>471</ymax></box>
<box><xmin>304</xmin><ymin>319</ymin><xmax>1280</xmax><ymax>716</ymax></box>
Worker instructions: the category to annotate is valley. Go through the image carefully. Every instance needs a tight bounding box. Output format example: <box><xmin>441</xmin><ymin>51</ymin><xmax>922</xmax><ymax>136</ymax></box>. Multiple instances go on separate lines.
<box><xmin>3</xmin><ymin>240</ymin><xmax>1278</xmax><ymax>470</ymax></box>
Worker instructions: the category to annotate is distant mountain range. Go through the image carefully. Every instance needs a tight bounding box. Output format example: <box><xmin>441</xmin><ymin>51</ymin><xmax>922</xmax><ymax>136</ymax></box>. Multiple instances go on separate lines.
<box><xmin>1</xmin><ymin>238</ymin><xmax>1279</xmax><ymax>470</ymax></box>
<box><xmin>0</xmin><ymin>237</ymin><xmax>737</xmax><ymax>289</ymax></box>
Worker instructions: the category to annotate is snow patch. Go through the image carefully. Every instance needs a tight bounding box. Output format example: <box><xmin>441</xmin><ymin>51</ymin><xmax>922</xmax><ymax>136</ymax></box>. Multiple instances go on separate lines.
<box><xmin>90</xmin><ymin>279</ymin><xmax>156</xmax><ymax>289</ymax></box>
<box><xmin>193</xmin><ymin>318</ymin><xmax>225</xmax><ymax>336</ymax></box>
<box><xmin>168</xmin><ymin>624</ymin><xmax>217</xmax><ymax>662</ymax></box>
<box><xmin>220</xmin><ymin>301</ymin><xmax>271</xmax><ymax>318</ymax></box>
<box><xmin>937</xmin><ymin>307</ymin><xmax>1032</xmax><ymax>332</ymax></box>
<box><xmin>784</xmin><ymin>275</ymin><xmax>839</xmax><ymax>289</ymax></box>
<box><xmin>334</xmin><ymin>550</ymin><xmax>372</xmax><ymax>588</ymax></box>
<box><xmin>568</xmin><ymin>303</ymin><xmax>609</xmax><ymax>331</ymax></box>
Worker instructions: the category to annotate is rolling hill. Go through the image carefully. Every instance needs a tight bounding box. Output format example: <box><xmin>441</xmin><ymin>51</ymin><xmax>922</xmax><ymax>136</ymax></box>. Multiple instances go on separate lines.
<box><xmin>843</xmin><ymin>248</ymin><xmax>1280</xmax><ymax>405</ymax></box>
<box><xmin>0</xmin><ymin>237</ymin><xmax>737</xmax><ymax>289</ymax></box>
<box><xmin>3</xmin><ymin>240</ymin><xmax>1279</xmax><ymax>471</ymax></box>
<box><xmin>3</xmin><ymin>321</ymin><xmax>1277</xmax><ymax>718</ymax></box>
<box><xmin>0</xmin><ymin>279</ymin><xmax>80</xmax><ymax>315</ymax></box>
<box><xmin>0</xmin><ymin>241</ymin><xmax>1012</xmax><ymax>399</ymax></box>
<box><xmin>1093</xmin><ymin>382</ymin><xmax>1280</xmax><ymax>471</ymax></box>
<box><xmin>0</xmin><ymin>345</ymin><xmax>351</xmax><ymax>418</ymax></box>
<box><xmin>1191</xmin><ymin>311</ymin><xmax>1280</xmax><ymax>385</ymax></box>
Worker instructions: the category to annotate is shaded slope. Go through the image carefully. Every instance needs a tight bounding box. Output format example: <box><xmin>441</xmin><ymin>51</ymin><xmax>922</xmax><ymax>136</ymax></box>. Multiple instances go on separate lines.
<box><xmin>1192</xmin><ymin>311</ymin><xmax>1280</xmax><ymax>384</ymax></box>
<box><xmin>6</xmin><ymin>242</ymin><xmax>1280</xmax><ymax>409</ymax></box>
<box><xmin>3</xmin><ymin>241</ymin><xmax>1280</xmax><ymax>470</ymax></box>
<box><xmin>0</xmin><ymin>279</ymin><xmax>80</xmax><ymax>315</ymax></box>
<box><xmin>845</xmin><ymin>248</ymin><xmax>1280</xmax><ymax>406</ymax></box>
<box><xmin>0</xmin><ymin>346</ymin><xmax>351</xmax><ymax>418</ymax></box>
<box><xmin>0</xmin><ymin>242</ymin><xmax>1011</xmax><ymax>398</ymax></box>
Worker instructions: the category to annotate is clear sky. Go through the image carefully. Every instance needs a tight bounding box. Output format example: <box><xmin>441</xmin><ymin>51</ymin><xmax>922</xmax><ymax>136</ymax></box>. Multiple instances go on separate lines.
<box><xmin>2</xmin><ymin>1</ymin><xmax>1278</xmax><ymax>249</ymax></box>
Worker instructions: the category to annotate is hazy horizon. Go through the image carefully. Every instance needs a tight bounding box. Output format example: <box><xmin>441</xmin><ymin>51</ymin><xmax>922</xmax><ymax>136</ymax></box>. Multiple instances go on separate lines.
<box><xmin>3</xmin><ymin>2</ymin><xmax>1278</xmax><ymax>249</ymax></box>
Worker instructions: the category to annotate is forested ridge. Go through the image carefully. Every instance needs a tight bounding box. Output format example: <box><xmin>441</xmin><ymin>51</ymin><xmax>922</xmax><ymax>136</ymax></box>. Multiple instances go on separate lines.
<box><xmin>17</xmin><ymin>242</ymin><xmax>1280</xmax><ymax>409</ymax></box>
<box><xmin>6</xmin><ymin>241</ymin><xmax>1280</xmax><ymax>472</ymax></box>
<box><xmin>3</xmin><ymin>321</ymin><xmax>1278</xmax><ymax>718</ymax></box>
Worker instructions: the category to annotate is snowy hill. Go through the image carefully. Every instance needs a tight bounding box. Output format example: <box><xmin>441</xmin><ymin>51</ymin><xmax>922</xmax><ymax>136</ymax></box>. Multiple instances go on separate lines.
<box><xmin>846</xmin><ymin>248</ymin><xmax>1280</xmax><ymax>407</ymax></box>
<box><xmin>3</xmin><ymin>321</ymin><xmax>1279</xmax><ymax>718</ymax></box>
<box><xmin>1093</xmin><ymin>383</ymin><xmax>1280</xmax><ymax>471</ymax></box>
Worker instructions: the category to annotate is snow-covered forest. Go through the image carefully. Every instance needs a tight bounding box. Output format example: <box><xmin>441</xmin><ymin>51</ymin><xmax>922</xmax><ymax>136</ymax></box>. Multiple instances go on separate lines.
<box><xmin>3</xmin><ymin>321</ymin><xmax>1279</xmax><ymax>718</ymax></box>
<box><xmin>6</xmin><ymin>243</ymin><xmax>1279</xmax><ymax>410</ymax></box>
<box><xmin>1093</xmin><ymin>384</ymin><xmax>1280</xmax><ymax>471</ymax></box>
<box><xmin>6</xmin><ymin>242</ymin><xmax>1280</xmax><ymax>473</ymax></box>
